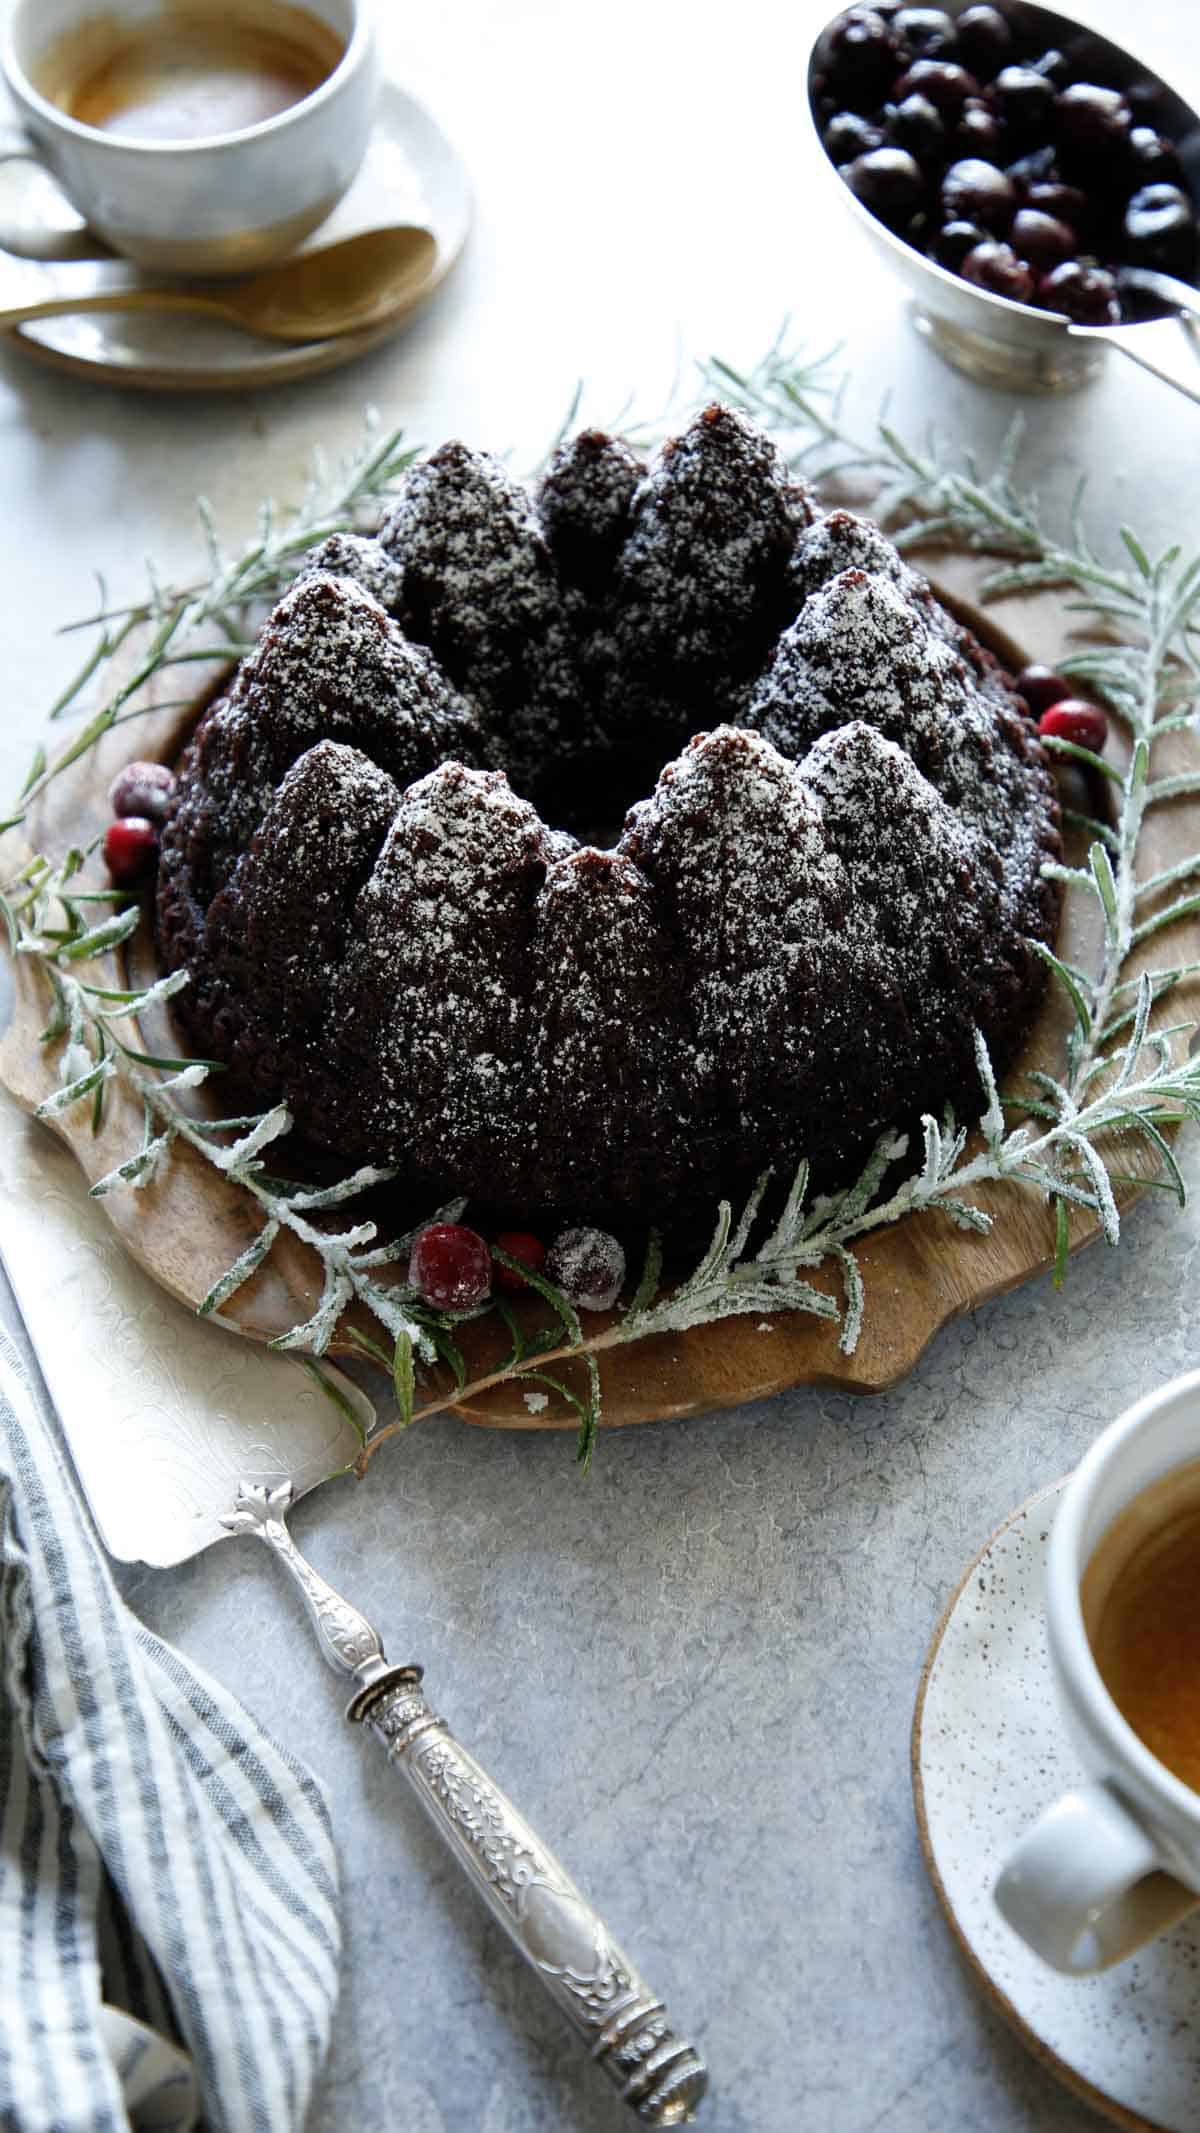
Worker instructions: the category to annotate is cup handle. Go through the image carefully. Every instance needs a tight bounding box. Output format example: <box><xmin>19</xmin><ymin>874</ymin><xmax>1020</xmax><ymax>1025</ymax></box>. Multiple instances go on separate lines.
<box><xmin>1072</xmin><ymin>316</ymin><xmax>1200</xmax><ymax>410</ymax></box>
<box><xmin>993</xmin><ymin>1781</ymin><xmax>1198</xmax><ymax>1973</ymax></box>
<box><xmin>0</xmin><ymin>129</ymin><xmax>106</xmax><ymax>261</ymax></box>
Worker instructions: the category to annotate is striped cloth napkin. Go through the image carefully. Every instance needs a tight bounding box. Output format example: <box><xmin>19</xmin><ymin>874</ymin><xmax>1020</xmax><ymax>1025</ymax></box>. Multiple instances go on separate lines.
<box><xmin>0</xmin><ymin>1322</ymin><xmax>342</xmax><ymax>2131</ymax></box>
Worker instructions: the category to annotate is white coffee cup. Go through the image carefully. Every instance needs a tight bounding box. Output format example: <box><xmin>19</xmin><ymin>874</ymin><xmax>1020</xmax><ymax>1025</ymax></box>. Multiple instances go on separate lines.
<box><xmin>0</xmin><ymin>0</ymin><xmax>378</xmax><ymax>273</ymax></box>
<box><xmin>994</xmin><ymin>1367</ymin><xmax>1200</xmax><ymax>1973</ymax></box>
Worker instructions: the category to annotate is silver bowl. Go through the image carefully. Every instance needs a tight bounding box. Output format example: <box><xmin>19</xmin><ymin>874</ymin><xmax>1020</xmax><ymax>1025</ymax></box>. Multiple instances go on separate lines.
<box><xmin>805</xmin><ymin>0</ymin><xmax>1200</xmax><ymax>396</ymax></box>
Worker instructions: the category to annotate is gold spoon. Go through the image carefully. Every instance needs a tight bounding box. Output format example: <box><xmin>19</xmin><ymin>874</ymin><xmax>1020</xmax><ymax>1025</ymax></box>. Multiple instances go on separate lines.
<box><xmin>0</xmin><ymin>225</ymin><xmax>437</xmax><ymax>344</ymax></box>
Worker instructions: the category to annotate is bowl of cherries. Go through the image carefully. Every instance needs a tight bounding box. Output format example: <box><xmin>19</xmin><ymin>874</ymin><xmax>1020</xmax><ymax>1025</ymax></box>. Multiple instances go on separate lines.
<box><xmin>807</xmin><ymin>0</ymin><xmax>1200</xmax><ymax>392</ymax></box>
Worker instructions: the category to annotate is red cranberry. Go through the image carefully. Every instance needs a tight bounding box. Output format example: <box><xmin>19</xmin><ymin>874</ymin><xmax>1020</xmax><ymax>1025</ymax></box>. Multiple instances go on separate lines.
<box><xmin>1127</xmin><ymin>127</ymin><xmax>1182</xmax><ymax>187</ymax></box>
<box><xmin>989</xmin><ymin>66</ymin><xmax>1056</xmax><ymax>144</ymax></box>
<box><xmin>823</xmin><ymin>110</ymin><xmax>886</xmax><ymax>162</ymax></box>
<box><xmin>894</xmin><ymin>6</ymin><xmax>957</xmax><ymax>58</ymax></box>
<box><xmin>894</xmin><ymin>58</ymin><xmax>979</xmax><ymax>114</ymax></box>
<box><xmin>955</xmin><ymin>6</ymin><xmax>1012</xmax><ymax>80</ymax></box>
<box><xmin>844</xmin><ymin>146</ymin><xmax>926</xmax><ymax>227</ymax></box>
<box><xmin>1016</xmin><ymin>664</ymin><xmax>1073</xmax><ymax>716</ymax></box>
<box><xmin>935</xmin><ymin>218</ymin><xmax>986</xmax><ymax>269</ymax></box>
<box><xmin>546</xmin><ymin>1227</ymin><xmax>626</xmax><ymax>1314</ymax></box>
<box><xmin>109</xmin><ymin>759</ymin><xmax>175</xmax><ymax>824</ymax></box>
<box><xmin>103</xmin><ymin>816</ymin><xmax>159</xmax><ymax>888</ymax></box>
<box><xmin>1038</xmin><ymin>700</ymin><xmax>1109</xmax><ymax>753</ymax></box>
<box><xmin>1038</xmin><ymin>260</ymin><xmax>1120</xmax><ymax>325</ymax></box>
<box><xmin>1122</xmin><ymin>185</ymin><xmax>1197</xmax><ymax>275</ymax></box>
<box><xmin>492</xmin><ymin>1230</ymin><xmax>547</xmax><ymax>1295</ymax></box>
<box><xmin>887</xmin><ymin>92</ymin><xmax>946</xmax><ymax>162</ymax></box>
<box><xmin>961</xmin><ymin>240</ymin><xmax>1035</xmax><ymax>301</ymax></box>
<box><xmin>954</xmin><ymin>98</ymin><xmax>1005</xmax><ymax>159</ymax></box>
<box><xmin>1055</xmin><ymin>83</ymin><xmax>1132</xmax><ymax>168</ymax></box>
<box><xmin>941</xmin><ymin>157</ymin><xmax>1016</xmax><ymax>232</ymax></box>
<box><xmin>814</xmin><ymin>8</ymin><xmax>899</xmax><ymax>109</ymax></box>
<box><xmin>1010</xmin><ymin>208</ymin><xmax>1074</xmax><ymax>269</ymax></box>
<box><xmin>408</xmin><ymin>1222</ymin><xmax>492</xmax><ymax>1310</ymax></box>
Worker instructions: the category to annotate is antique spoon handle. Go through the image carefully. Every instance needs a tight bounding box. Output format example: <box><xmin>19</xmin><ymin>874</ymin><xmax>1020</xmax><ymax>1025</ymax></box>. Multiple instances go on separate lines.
<box><xmin>223</xmin><ymin>1483</ymin><xmax>708</xmax><ymax>2126</ymax></box>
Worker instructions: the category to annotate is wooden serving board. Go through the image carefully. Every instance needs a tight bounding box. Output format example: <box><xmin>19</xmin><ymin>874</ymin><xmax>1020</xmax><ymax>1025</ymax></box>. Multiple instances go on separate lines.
<box><xmin>3</xmin><ymin>557</ymin><xmax>1197</xmax><ymax>1432</ymax></box>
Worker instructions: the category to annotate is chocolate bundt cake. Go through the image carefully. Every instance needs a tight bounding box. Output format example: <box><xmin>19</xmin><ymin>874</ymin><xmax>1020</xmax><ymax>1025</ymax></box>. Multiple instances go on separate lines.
<box><xmin>155</xmin><ymin>406</ymin><xmax>1062</xmax><ymax>1230</ymax></box>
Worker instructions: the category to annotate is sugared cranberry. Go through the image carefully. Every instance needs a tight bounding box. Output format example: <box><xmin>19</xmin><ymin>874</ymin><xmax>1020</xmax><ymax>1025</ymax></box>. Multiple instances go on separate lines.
<box><xmin>1038</xmin><ymin>259</ymin><xmax>1121</xmax><ymax>324</ymax></box>
<box><xmin>954</xmin><ymin>98</ymin><xmax>1005</xmax><ymax>159</ymax></box>
<box><xmin>1038</xmin><ymin>700</ymin><xmax>1109</xmax><ymax>753</ymax></box>
<box><xmin>955</xmin><ymin>6</ymin><xmax>1012</xmax><ymax>80</ymax></box>
<box><xmin>408</xmin><ymin>1222</ymin><xmax>492</xmax><ymax>1310</ymax></box>
<box><xmin>961</xmin><ymin>240</ymin><xmax>1035</xmax><ymax>301</ymax></box>
<box><xmin>1055</xmin><ymin>83</ymin><xmax>1132</xmax><ymax>168</ymax></box>
<box><xmin>894</xmin><ymin>5</ymin><xmax>957</xmax><ymax>57</ymax></box>
<box><xmin>1122</xmin><ymin>185</ymin><xmax>1197</xmax><ymax>275</ymax></box>
<box><xmin>894</xmin><ymin>58</ymin><xmax>979</xmax><ymax>113</ymax></box>
<box><xmin>823</xmin><ymin>109</ymin><xmax>886</xmax><ymax>162</ymax></box>
<box><xmin>941</xmin><ymin>157</ymin><xmax>1016</xmax><ymax>232</ymax></box>
<box><xmin>989</xmin><ymin>66</ymin><xmax>1056</xmax><ymax>143</ymax></box>
<box><xmin>888</xmin><ymin>92</ymin><xmax>945</xmax><ymax>162</ymax></box>
<box><xmin>109</xmin><ymin>759</ymin><xmax>175</xmax><ymax>824</ymax></box>
<box><xmin>1127</xmin><ymin>127</ymin><xmax>1182</xmax><ymax>187</ymax></box>
<box><xmin>934</xmin><ymin>218</ymin><xmax>986</xmax><ymax>269</ymax></box>
<box><xmin>103</xmin><ymin>816</ymin><xmax>159</xmax><ymax>888</ymax></box>
<box><xmin>1010</xmin><ymin>208</ymin><xmax>1074</xmax><ymax>269</ymax></box>
<box><xmin>844</xmin><ymin>146</ymin><xmax>926</xmax><ymax>226</ymax></box>
<box><xmin>1016</xmin><ymin>665</ymin><xmax>1074</xmax><ymax>716</ymax></box>
<box><xmin>492</xmin><ymin>1230</ymin><xmax>547</xmax><ymax>1295</ymax></box>
<box><xmin>815</xmin><ymin>8</ymin><xmax>899</xmax><ymax>109</ymax></box>
<box><xmin>546</xmin><ymin>1227</ymin><xmax>626</xmax><ymax>1314</ymax></box>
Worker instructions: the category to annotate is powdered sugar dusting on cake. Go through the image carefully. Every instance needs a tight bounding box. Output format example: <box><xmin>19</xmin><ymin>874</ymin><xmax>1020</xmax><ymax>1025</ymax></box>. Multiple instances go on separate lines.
<box><xmin>156</xmin><ymin>410</ymin><xmax>1062</xmax><ymax>1227</ymax></box>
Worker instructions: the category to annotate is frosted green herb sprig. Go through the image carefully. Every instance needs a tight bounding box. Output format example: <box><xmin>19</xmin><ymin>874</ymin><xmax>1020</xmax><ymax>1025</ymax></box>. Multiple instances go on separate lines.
<box><xmin>7</xmin><ymin>337</ymin><xmax>1200</xmax><ymax>1470</ymax></box>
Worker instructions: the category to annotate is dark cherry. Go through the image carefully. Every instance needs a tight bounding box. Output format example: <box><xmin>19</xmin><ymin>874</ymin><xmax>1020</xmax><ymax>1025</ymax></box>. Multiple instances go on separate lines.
<box><xmin>893</xmin><ymin>6</ymin><xmax>957</xmax><ymax>57</ymax></box>
<box><xmin>954</xmin><ymin>98</ymin><xmax>1005</xmax><ymax>159</ymax></box>
<box><xmin>1031</xmin><ymin>48</ymin><xmax>1071</xmax><ymax>89</ymax></box>
<box><xmin>989</xmin><ymin>65</ymin><xmax>1056</xmax><ymax>144</ymax></box>
<box><xmin>1015</xmin><ymin>664</ymin><xmax>1073</xmax><ymax>716</ymax></box>
<box><xmin>887</xmin><ymin>92</ymin><xmax>946</xmax><ymax>162</ymax></box>
<box><xmin>1126</xmin><ymin>128</ymin><xmax>1183</xmax><ymax>188</ymax></box>
<box><xmin>941</xmin><ymin>157</ymin><xmax>1016</xmax><ymax>233</ymax></box>
<box><xmin>103</xmin><ymin>817</ymin><xmax>159</xmax><ymax>889</ymax></box>
<box><xmin>894</xmin><ymin>57</ymin><xmax>979</xmax><ymax>113</ymax></box>
<box><xmin>1026</xmin><ymin>178</ymin><xmax>1089</xmax><ymax>230</ymax></box>
<box><xmin>1010</xmin><ymin>208</ymin><xmax>1074</xmax><ymax>269</ymax></box>
<box><xmin>1126</xmin><ymin>76</ymin><xmax>1172</xmax><ymax>129</ymax></box>
<box><xmin>934</xmin><ymin>217</ymin><xmax>987</xmax><ymax>269</ymax></box>
<box><xmin>1037</xmin><ymin>260</ymin><xmax>1121</xmax><ymax>325</ymax></box>
<box><xmin>960</xmin><ymin>240</ymin><xmax>1035</xmax><ymax>300</ymax></box>
<box><xmin>1055</xmin><ymin>83</ymin><xmax>1132</xmax><ymax>167</ymax></box>
<box><xmin>1121</xmin><ymin>185</ymin><xmax>1198</xmax><ymax>275</ymax></box>
<box><xmin>824</xmin><ymin>110</ymin><xmax>886</xmax><ymax>162</ymax></box>
<box><xmin>844</xmin><ymin>146</ymin><xmax>926</xmax><ymax>226</ymax></box>
<box><xmin>815</xmin><ymin>7</ymin><xmax>899</xmax><ymax>109</ymax></box>
<box><xmin>955</xmin><ymin>5</ymin><xmax>1012</xmax><ymax>80</ymax></box>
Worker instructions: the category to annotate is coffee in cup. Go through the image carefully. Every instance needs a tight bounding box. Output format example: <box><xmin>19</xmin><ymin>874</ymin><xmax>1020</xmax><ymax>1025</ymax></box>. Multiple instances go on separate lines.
<box><xmin>1083</xmin><ymin>1457</ymin><xmax>1200</xmax><ymax>1794</ymax></box>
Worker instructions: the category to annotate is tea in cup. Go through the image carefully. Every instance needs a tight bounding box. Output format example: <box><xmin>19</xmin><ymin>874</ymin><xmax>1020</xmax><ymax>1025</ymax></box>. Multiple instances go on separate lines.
<box><xmin>995</xmin><ymin>1368</ymin><xmax>1200</xmax><ymax>1973</ymax></box>
<box><xmin>1</xmin><ymin>0</ymin><xmax>378</xmax><ymax>271</ymax></box>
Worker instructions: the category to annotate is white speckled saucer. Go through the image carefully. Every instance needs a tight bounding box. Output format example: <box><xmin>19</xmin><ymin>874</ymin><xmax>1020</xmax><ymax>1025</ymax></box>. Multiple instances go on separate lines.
<box><xmin>913</xmin><ymin>1481</ymin><xmax>1200</xmax><ymax>2133</ymax></box>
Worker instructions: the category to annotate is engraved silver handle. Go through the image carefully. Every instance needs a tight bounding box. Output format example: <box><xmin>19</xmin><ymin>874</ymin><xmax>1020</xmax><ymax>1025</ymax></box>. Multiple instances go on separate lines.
<box><xmin>223</xmin><ymin>1482</ymin><xmax>708</xmax><ymax>2126</ymax></box>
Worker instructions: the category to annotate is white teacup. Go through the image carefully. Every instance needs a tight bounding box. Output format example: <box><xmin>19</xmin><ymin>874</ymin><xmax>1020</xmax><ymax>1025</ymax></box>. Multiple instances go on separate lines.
<box><xmin>0</xmin><ymin>0</ymin><xmax>378</xmax><ymax>273</ymax></box>
<box><xmin>995</xmin><ymin>1368</ymin><xmax>1200</xmax><ymax>1973</ymax></box>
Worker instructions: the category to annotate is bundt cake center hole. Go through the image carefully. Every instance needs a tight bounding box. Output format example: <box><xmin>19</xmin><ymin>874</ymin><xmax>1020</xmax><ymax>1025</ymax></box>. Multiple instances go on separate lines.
<box><xmin>514</xmin><ymin>743</ymin><xmax>674</xmax><ymax>849</ymax></box>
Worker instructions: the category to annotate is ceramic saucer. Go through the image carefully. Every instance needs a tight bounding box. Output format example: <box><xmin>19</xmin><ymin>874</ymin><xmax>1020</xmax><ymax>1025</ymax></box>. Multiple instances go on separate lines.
<box><xmin>913</xmin><ymin>1481</ymin><xmax>1200</xmax><ymax>2133</ymax></box>
<box><xmin>0</xmin><ymin>82</ymin><xmax>470</xmax><ymax>392</ymax></box>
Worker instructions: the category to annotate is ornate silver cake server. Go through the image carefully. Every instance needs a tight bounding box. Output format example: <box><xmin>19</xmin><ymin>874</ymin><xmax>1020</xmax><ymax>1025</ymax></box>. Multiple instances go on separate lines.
<box><xmin>222</xmin><ymin>1479</ymin><xmax>708</xmax><ymax>2126</ymax></box>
